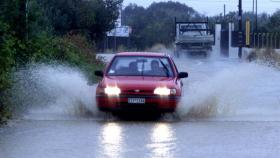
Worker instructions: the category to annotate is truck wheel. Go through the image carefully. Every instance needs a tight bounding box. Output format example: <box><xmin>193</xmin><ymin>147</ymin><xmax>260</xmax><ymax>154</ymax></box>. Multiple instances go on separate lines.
<box><xmin>174</xmin><ymin>51</ymin><xmax>180</xmax><ymax>58</ymax></box>
<box><xmin>174</xmin><ymin>45</ymin><xmax>181</xmax><ymax>58</ymax></box>
<box><xmin>174</xmin><ymin>49</ymin><xmax>180</xmax><ymax>58</ymax></box>
<box><xmin>204</xmin><ymin>51</ymin><xmax>208</xmax><ymax>57</ymax></box>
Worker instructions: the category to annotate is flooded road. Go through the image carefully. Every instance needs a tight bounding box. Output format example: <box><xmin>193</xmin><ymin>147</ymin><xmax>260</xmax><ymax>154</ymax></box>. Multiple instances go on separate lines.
<box><xmin>1</xmin><ymin>55</ymin><xmax>280</xmax><ymax>158</ymax></box>
<box><xmin>1</xmin><ymin>120</ymin><xmax>280</xmax><ymax>158</ymax></box>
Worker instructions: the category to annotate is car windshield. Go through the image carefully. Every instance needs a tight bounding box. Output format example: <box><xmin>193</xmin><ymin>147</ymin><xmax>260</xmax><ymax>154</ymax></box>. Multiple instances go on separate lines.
<box><xmin>107</xmin><ymin>56</ymin><xmax>175</xmax><ymax>77</ymax></box>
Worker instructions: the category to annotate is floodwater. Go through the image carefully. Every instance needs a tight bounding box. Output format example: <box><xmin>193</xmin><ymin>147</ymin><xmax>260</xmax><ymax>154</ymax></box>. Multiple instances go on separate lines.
<box><xmin>1</xmin><ymin>53</ymin><xmax>280</xmax><ymax>158</ymax></box>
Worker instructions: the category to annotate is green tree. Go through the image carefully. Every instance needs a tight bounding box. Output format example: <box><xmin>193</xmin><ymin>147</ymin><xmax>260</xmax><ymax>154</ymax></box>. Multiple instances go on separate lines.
<box><xmin>267</xmin><ymin>10</ymin><xmax>280</xmax><ymax>32</ymax></box>
<box><xmin>122</xmin><ymin>2</ymin><xmax>201</xmax><ymax>49</ymax></box>
<box><xmin>40</xmin><ymin>0</ymin><xmax>122</xmax><ymax>41</ymax></box>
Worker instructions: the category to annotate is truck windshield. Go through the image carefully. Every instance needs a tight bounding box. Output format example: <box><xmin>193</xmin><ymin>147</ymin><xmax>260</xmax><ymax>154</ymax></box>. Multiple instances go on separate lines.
<box><xmin>180</xmin><ymin>24</ymin><xmax>207</xmax><ymax>35</ymax></box>
<box><xmin>107</xmin><ymin>56</ymin><xmax>175</xmax><ymax>77</ymax></box>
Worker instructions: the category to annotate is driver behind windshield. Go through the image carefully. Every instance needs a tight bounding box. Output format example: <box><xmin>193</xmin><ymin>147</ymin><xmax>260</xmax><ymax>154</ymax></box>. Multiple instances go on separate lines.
<box><xmin>128</xmin><ymin>61</ymin><xmax>139</xmax><ymax>75</ymax></box>
<box><xmin>149</xmin><ymin>60</ymin><xmax>166</xmax><ymax>76</ymax></box>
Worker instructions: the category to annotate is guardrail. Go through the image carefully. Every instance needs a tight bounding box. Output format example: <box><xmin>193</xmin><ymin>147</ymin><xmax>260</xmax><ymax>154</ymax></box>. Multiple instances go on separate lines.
<box><xmin>231</xmin><ymin>32</ymin><xmax>280</xmax><ymax>49</ymax></box>
<box><xmin>251</xmin><ymin>32</ymin><xmax>280</xmax><ymax>49</ymax></box>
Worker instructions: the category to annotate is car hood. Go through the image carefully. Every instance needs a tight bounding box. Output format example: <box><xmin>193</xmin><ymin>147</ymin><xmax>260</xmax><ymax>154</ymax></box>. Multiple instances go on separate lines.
<box><xmin>102</xmin><ymin>76</ymin><xmax>176</xmax><ymax>89</ymax></box>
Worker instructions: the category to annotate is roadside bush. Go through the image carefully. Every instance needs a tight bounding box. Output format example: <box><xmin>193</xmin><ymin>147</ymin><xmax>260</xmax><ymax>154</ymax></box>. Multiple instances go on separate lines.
<box><xmin>0</xmin><ymin>21</ymin><xmax>16</xmax><ymax>123</ymax></box>
<box><xmin>21</xmin><ymin>33</ymin><xmax>104</xmax><ymax>83</ymax></box>
<box><xmin>54</xmin><ymin>34</ymin><xmax>105</xmax><ymax>83</ymax></box>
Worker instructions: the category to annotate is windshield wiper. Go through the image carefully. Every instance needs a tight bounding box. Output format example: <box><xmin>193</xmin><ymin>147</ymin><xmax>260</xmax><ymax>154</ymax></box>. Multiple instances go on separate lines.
<box><xmin>159</xmin><ymin>59</ymin><xmax>170</xmax><ymax>77</ymax></box>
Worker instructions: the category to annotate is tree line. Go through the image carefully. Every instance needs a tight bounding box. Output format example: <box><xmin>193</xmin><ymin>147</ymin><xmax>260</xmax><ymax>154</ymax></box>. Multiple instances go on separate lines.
<box><xmin>122</xmin><ymin>2</ymin><xmax>203</xmax><ymax>50</ymax></box>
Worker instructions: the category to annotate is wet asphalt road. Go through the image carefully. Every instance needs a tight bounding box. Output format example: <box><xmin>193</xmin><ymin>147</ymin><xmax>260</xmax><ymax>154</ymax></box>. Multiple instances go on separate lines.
<box><xmin>1</xmin><ymin>55</ymin><xmax>280</xmax><ymax>158</ymax></box>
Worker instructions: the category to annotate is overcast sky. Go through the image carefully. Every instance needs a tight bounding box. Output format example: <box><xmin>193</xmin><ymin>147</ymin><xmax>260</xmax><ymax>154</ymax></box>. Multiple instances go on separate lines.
<box><xmin>123</xmin><ymin>0</ymin><xmax>280</xmax><ymax>16</ymax></box>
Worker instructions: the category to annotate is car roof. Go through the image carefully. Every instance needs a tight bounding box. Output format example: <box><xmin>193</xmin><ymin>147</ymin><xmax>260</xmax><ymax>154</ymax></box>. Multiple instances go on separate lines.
<box><xmin>116</xmin><ymin>52</ymin><xmax>169</xmax><ymax>57</ymax></box>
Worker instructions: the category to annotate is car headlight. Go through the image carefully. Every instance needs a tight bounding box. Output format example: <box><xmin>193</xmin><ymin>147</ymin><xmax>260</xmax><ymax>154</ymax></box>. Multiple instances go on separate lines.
<box><xmin>104</xmin><ymin>86</ymin><xmax>121</xmax><ymax>96</ymax></box>
<box><xmin>154</xmin><ymin>87</ymin><xmax>176</xmax><ymax>96</ymax></box>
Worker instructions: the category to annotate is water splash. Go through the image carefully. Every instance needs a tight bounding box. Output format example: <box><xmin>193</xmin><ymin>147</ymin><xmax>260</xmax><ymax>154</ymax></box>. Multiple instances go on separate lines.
<box><xmin>177</xmin><ymin>60</ymin><xmax>280</xmax><ymax>121</ymax></box>
<box><xmin>11</xmin><ymin>64</ymin><xmax>98</xmax><ymax>120</ymax></box>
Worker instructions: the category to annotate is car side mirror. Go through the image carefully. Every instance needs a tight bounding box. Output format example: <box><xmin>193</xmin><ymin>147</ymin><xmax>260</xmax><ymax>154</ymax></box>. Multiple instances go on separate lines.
<box><xmin>94</xmin><ymin>70</ymin><xmax>104</xmax><ymax>77</ymax></box>
<box><xmin>178</xmin><ymin>72</ymin><xmax>188</xmax><ymax>78</ymax></box>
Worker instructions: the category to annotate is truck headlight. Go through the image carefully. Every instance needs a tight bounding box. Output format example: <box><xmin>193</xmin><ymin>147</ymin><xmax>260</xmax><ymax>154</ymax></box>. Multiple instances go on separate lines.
<box><xmin>104</xmin><ymin>86</ymin><xmax>121</xmax><ymax>96</ymax></box>
<box><xmin>154</xmin><ymin>87</ymin><xmax>176</xmax><ymax>96</ymax></box>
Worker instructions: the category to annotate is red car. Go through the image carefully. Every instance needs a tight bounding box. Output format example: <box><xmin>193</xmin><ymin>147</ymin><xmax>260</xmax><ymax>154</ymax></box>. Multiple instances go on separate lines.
<box><xmin>94</xmin><ymin>52</ymin><xmax>188</xmax><ymax>113</ymax></box>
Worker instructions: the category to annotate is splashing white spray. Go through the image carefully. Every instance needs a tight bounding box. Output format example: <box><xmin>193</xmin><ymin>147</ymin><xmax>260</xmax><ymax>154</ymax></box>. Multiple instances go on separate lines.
<box><xmin>177</xmin><ymin>59</ymin><xmax>280</xmax><ymax>121</ymax></box>
<box><xmin>12</xmin><ymin>64</ymin><xmax>98</xmax><ymax>120</ymax></box>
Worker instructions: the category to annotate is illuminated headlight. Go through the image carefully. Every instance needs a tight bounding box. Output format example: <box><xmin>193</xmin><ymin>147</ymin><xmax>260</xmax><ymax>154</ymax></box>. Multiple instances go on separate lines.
<box><xmin>104</xmin><ymin>86</ymin><xmax>121</xmax><ymax>96</ymax></box>
<box><xmin>154</xmin><ymin>87</ymin><xmax>176</xmax><ymax>96</ymax></box>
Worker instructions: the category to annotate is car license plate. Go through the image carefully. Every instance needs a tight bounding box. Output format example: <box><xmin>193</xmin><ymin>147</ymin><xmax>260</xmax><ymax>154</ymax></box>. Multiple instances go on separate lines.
<box><xmin>128</xmin><ymin>98</ymin><xmax>145</xmax><ymax>104</ymax></box>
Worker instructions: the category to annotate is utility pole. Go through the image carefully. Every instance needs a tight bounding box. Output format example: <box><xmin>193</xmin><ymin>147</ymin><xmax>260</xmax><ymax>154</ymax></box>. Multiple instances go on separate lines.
<box><xmin>224</xmin><ymin>4</ymin><xmax>226</xmax><ymax>19</ymax></box>
<box><xmin>252</xmin><ymin>0</ymin><xmax>255</xmax><ymax>32</ymax></box>
<box><xmin>238</xmin><ymin>0</ymin><xmax>243</xmax><ymax>58</ymax></box>
<box><xmin>255</xmin><ymin>0</ymin><xmax>258</xmax><ymax>32</ymax></box>
<box><xmin>252</xmin><ymin>0</ymin><xmax>254</xmax><ymax>14</ymax></box>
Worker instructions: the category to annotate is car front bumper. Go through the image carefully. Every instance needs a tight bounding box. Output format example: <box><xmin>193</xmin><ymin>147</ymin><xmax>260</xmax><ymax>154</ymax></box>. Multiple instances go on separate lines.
<box><xmin>96</xmin><ymin>95</ymin><xmax>180</xmax><ymax>113</ymax></box>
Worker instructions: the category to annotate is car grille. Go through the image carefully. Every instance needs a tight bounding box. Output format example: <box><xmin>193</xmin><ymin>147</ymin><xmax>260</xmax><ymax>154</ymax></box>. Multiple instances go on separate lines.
<box><xmin>121</xmin><ymin>89</ymin><xmax>154</xmax><ymax>96</ymax></box>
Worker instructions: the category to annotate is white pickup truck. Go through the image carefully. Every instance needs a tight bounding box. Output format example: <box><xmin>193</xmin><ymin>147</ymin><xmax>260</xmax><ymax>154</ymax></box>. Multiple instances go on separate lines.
<box><xmin>174</xmin><ymin>21</ymin><xmax>214</xmax><ymax>57</ymax></box>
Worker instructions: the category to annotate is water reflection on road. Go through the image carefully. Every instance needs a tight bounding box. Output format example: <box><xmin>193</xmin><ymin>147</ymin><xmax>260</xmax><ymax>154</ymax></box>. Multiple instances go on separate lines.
<box><xmin>96</xmin><ymin>122</ymin><xmax>177</xmax><ymax>158</ymax></box>
<box><xmin>148</xmin><ymin>123</ymin><xmax>176</xmax><ymax>158</ymax></box>
<box><xmin>98</xmin><ymin>123</ymin><xmax>123</xmax><ymax>158</ymax></box>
